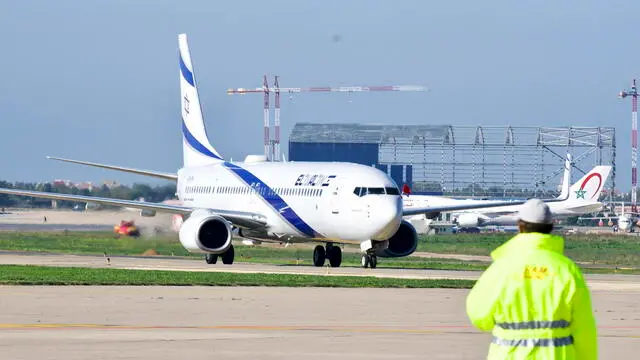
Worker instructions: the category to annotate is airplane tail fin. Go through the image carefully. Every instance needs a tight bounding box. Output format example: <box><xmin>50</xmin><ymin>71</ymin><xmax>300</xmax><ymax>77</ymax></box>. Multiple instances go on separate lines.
<box><xmin>178</xmin><ymin>33</ymin><xmax>224</xmax><ymax>167</ymax></box>
<box><xmin>557</xmin><ymin>153</ymin><xmax>572</xmax><ymax>199</ymax></box>
<box><xmin>402</xmin><ymin>184</ymin><xmax>411</xmax><ymax>196</ymax></box>
<box><xmin>568</xmin><ymin>165</ymin><xmax>612</xmax><ymax>202</ymax></box>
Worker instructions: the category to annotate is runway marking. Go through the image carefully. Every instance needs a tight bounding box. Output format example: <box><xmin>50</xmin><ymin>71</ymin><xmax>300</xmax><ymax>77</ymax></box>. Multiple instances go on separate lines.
<box><xmin>0</xmin><ymin>323</ymin><xmax>639</xmax><ymax>338</ymax></box>
<box><xmin>0</xmin><ymin>323</ymin><xmax>459</xmax><ymax>335</ymax></box>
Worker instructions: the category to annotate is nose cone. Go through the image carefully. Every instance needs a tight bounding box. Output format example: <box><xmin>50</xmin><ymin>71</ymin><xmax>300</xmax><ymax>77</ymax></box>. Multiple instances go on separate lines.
<box><xmin>371</xmin><ymin>196</ymin><xmax>403</xmax><ymax>240</ymax></box>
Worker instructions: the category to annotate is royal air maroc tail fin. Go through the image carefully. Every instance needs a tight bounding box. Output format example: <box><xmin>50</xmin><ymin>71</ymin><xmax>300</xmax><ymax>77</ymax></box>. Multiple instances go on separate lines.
<box><xmin>568</xmin><ymin>165</ymin><xmax>612</xmax><ymax>202</ymax></box>
<box><xmin>178</xmin><ymin>33</ymin><xmax>224</xmax><ymax>167</ymax></box>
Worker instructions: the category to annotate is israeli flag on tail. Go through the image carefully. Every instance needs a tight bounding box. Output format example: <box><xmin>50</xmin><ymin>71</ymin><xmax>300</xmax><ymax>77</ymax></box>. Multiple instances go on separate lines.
<box><xmin>178</xmin><ymin>33</ymin><xmax>224</xmax><ymax>167</ymax></box>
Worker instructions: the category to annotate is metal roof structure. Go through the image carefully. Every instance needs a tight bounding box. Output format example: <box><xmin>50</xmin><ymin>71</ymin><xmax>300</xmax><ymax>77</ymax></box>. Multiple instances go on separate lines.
<box><xmin>289</xmin><ymin>123</ymin><xmax>452</xmax><ymax>144</ymax></box>
<box><xmin>288</xmin><ymin>123</ymin><xmax>617</xmax><ymax>200</ymax></box>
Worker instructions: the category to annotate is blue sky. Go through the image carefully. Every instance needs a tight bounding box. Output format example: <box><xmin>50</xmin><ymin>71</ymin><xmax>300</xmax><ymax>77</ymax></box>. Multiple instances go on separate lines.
<box><xmin>1</xmin><ymin>1</ymin><xmax>639</xmax><ymax>190</ymax></box>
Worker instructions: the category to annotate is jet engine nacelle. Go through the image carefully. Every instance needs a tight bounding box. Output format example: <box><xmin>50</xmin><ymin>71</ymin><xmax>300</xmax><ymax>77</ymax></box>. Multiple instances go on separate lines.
<box><xmin>374</xmin><ymin>220</ymin><xmax>418</xmax><ymax>258</ymax></box>
<box><xmin>178</xmin><ymin>210</ymin><xmax>232</xmax><ymax>254</ymax></box>
<box><xmin>140</xmin><ymin>209</ymin><xmax>156</xmax><ymax>217</ymax></box>
<box><xmin>455</xmin><ymin>213</ymin><xmax>484</xmax><ymax>228</ymax></box>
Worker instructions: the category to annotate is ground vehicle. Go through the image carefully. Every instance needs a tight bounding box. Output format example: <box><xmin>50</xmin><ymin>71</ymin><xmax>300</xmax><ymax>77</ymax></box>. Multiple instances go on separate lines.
<box><xmin>114</xmin><ymin>220</ymin><xmax>140</xmax><ymax>237</ymax></box>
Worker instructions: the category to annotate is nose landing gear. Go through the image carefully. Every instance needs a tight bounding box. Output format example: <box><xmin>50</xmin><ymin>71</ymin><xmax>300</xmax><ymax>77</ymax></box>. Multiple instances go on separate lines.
<box><xmin>360</xmin><ymin>253</ymin><xmax>377</xmax><ymax>269</ymax></box>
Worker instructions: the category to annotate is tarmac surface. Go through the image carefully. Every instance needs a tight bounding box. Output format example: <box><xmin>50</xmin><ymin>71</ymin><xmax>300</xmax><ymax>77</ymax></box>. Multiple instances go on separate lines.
<box><xmin>1</xmin><ymin>284</ymin><xmax>639</xmax><ymax>359</ymax></box>
<box><xmin>0</xmin><ymin>256</ymin><xmax>637</xmax><ymax>358</ymax></box>
<box><xmin>0</xmin><ymin>212</ymin><xmax>639</xmax><ymax>358</ymax></box>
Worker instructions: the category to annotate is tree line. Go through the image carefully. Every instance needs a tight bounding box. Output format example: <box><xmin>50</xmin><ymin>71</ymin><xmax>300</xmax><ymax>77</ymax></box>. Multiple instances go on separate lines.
<box><xmin>0</xmin><ymin>181</ymin><xmax>176</xmax><ymax>209</ymax></box>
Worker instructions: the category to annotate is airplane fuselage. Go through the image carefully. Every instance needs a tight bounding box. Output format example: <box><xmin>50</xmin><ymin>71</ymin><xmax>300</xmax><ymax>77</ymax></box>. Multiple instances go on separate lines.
<box><xmin>403</xmin><ymin>195</ymin><xmax>603</xmax><ymax>227</ymax></box>
<box><xmin>177</xmin><ymin>161</ymin><xmax>403</xmax><ymax>244</ymax></box>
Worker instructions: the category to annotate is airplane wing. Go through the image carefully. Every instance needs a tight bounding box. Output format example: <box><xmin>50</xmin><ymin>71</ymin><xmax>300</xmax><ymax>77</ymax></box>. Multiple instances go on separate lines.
<box><xmin>46</xmin><ymin>156</ymin><xmax>177</xmax><ymax>181</ymax></box>
<box><xmin>402</xmin><ymin>193</ymin><xmax>569</xmax><ymax>217</ymax></box>
<box><xmin>0</xmin><ymin>188</ymin><xmax>267</xmax><ymax>230</ymax></box>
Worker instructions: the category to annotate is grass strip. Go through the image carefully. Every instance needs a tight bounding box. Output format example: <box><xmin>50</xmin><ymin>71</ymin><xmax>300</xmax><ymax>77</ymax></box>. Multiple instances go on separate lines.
<box><xmin>418</xmin><ymin>233</ymin><xmax>640</xmax><ymax>266</ymax></box>
<box><xmin>0</xmin><ymin>231</ymin><xmax>639</xmax><ymax>273</ymax></box>
<box><xmin>0</xmin><ymin>264</ymin><xmax>475</xmax><ymax>288</ymax></box>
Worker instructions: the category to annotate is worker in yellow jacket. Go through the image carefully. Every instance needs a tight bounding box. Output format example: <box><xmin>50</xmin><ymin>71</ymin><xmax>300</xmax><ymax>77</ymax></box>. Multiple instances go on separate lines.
<box><xmin>466</xmin><ymin>198</ymin><xmax>598</xmax><ymax>359</ymax></box>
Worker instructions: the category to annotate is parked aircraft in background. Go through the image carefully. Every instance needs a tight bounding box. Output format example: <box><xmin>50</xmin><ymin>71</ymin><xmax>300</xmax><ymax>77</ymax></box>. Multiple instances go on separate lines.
<box><xmin>403</xmin><ymin>155</ymin><xmax>611</xmax><ymax>233</ymax></box>
<box><xmin>578</xmin><ymin>202</ymin><xmax>640</xmax><ymax>233</ymax></box>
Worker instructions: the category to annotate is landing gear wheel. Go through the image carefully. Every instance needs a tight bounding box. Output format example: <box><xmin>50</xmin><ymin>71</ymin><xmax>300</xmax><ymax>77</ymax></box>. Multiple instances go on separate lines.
<box><xmin>328</xmin><ymin>246</ymin><xmax>342</xmax><ymax>267</ymax></box>
<box><xmin>369</xmin><ymin>255</ymin><xmax>378</xmax><ymax>269</ymax></box>
<box><xmin>361</xmin><ymin>254</ymin><xmax>370</xmax><ymax>268</ymax></box>
<box><xmin>313</xmin><ymin>245</ymin><xmax>326</xmax><ymax>267</ymax></box>
<box><xmin>222</xmin><ymin>245</ymin><xmax>234</xmax><ymax>265</ymax></box>
<box><xmin>205</xmin><ymin>254</ymin><xmax>218</xmax><ymax>264</ymax></box>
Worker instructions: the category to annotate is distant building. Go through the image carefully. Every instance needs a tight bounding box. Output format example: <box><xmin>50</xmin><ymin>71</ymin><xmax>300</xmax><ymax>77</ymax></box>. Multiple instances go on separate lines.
<box><xmin>102</xmin><ymin>180</ymin><xmax>120</xmax><ymax>189</ymax></box>
<box><xmin>76</xmin><ymin>182</ymin><xmax>94</xmax><ymax>191</ymax></box>
<box><xmin>52</xmin><ymin>179</ymin><xmax>73</xmax><ymax>187</ymax></box>
<box><xmin>288</xmin><ymin>123</ymin><xmax>616</xmax><ymax>198</ymax></box>
<box><xmin>288</xmin><ymin>123</ymin><xmax>416</xmax><ymax>191</ymax></box>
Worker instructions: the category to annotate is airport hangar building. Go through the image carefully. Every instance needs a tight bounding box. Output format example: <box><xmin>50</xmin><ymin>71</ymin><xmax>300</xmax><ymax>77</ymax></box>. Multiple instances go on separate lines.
<box><xmin>288</xmin><ymin>123</ymin><xmax>616</xmax><ymax>200</ymax></box>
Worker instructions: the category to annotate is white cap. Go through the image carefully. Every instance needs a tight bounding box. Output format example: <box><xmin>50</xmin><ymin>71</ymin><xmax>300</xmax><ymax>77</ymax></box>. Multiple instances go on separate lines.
<box><xmin>518</xmin><ymin>199</ymin><xmax>553</xmax><ymax>224</ymax></box>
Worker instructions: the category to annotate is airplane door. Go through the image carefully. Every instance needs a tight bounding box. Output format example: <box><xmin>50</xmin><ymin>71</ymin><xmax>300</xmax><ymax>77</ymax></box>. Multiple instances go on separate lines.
<box><xmin>330</xmin><ymin>182</ymin><xmax>340</xmax><ymax>214</ymax></box>
<box><xmin>249</xmin><ymin>184</ymin><xmax>258</xmax><ymax>206</ymax></box>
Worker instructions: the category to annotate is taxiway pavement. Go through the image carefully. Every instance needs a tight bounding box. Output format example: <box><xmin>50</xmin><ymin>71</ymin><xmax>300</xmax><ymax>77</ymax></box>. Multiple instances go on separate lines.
<box><xmin>0</xmin><ymin>285</ymin><xmax>638</xmax><ymax>359</ymax></box>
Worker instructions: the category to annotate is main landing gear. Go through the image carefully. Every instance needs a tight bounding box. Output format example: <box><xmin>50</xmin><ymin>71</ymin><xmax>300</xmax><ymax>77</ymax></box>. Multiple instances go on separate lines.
<box><xmin>204</xmin><ymin>244</ymin><xmax>235</xmax><ymax>265</ymax></box>
<box><xmin>313</xmin><ymin>243</ymin><xmax>342</xmax><ymax>267</ymax></box>
<box><xmin>360</xmin><ymin>253</ymin><xmax>377</xmax><ymax>269</ymax></box>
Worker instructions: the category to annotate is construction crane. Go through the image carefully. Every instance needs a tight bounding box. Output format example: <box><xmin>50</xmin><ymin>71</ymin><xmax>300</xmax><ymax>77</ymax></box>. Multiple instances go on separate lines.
<box><xmin>619</xmin><ymin>79</ymin><xmax>638</xmax><ymax>213</ymax></box>
<box><xmin>227</xmin><ymin>76</ymin><xmax>428</xmax><ymax>161</ymax></box>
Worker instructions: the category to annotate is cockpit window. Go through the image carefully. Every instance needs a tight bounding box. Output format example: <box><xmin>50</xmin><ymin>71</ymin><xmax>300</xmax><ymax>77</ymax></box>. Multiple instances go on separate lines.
<box><xmin>366</xmin><ymin>187</ymin><xmax>386</xmax><ymax>195</ymax></box>
<box><xmin>385</xmin><ymin>187</ymin><xmax>400</xmax><ymax>195</ymax></box>
<box><xmin>353</xmin><ymin>186</ymin><xmax>401</xmax><ymax>196</ymax></box>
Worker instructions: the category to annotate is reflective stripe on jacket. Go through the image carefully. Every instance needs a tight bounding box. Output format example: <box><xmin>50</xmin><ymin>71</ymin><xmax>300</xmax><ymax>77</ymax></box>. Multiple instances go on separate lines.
<box><xmin>466</xmin><ymin>232</ymin><xmax>598</xmax><ymax>359</ymax></box>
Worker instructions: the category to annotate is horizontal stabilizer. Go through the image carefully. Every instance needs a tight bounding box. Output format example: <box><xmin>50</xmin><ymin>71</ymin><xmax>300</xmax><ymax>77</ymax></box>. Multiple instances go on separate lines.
<box><xmin>47</xmin><ymin>156</ymin><xmax>177</xmax><ymax>181</ymax></box>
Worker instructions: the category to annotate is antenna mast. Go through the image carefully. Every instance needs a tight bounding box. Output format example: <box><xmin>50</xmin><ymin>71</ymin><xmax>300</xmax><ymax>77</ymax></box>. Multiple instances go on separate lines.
<box><xmin>262</xmin><ymin>75</ymin><xmax>270</xmax><ymax>160</ymax></box>
<box><xmin>274</xmin><ymin>76</ymin><xmax>281</xmax><ymax>162</ymax></box>
<box><xmin>619</xmin><ymin>79</ymin><xmax>638</xmax><ymax>213</ymax></box>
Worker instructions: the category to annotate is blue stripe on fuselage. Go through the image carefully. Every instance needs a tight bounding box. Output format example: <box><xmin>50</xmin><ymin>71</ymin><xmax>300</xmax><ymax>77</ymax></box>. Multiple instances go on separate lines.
<box><xmin>179</xmin><ymin>53</ymin><xmax>195</xmax><ymax>87</ymax></box>
<box><xmin>223</xmin><ymin>162</ymin><xmax>319</xmax><ymax>238</ymax></box>
<box><xmin>181</xmin><ymin>120</ymin><xmax>223</xmax><ymax>160</ymax></box>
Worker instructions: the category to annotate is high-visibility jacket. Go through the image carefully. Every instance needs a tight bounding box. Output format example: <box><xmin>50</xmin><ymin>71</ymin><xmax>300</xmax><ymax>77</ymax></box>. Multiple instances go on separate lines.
<box><xmin>466</xmin><ymin>232</ymin><xmax>598</xmax><ymax>359</ymax></box>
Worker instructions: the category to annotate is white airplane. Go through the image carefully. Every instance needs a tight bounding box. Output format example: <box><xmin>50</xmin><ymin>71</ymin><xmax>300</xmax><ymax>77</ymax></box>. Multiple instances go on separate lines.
<box><xmin>578</xmin><ymin>202</ymin><xmax>640</xmax><ymax>232</ymax></box>
<box><xmin>609</xmin><ymin>205</ymin><xmax>640</xmax><ymax>232</ymax></box>
<box><xmin>402</xmin><ymin>153</ymin><xmax>572</xmax><ymax>233</ymax></box>
<box><xmin>404</xmin><ymin>157</ymin><xmax>610</xmax><ymax>231</ymax></box>
<box><xmin>0</xmin><ymin>33</ymin><xmax>553</xmax><ymax>269</ymax></box>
